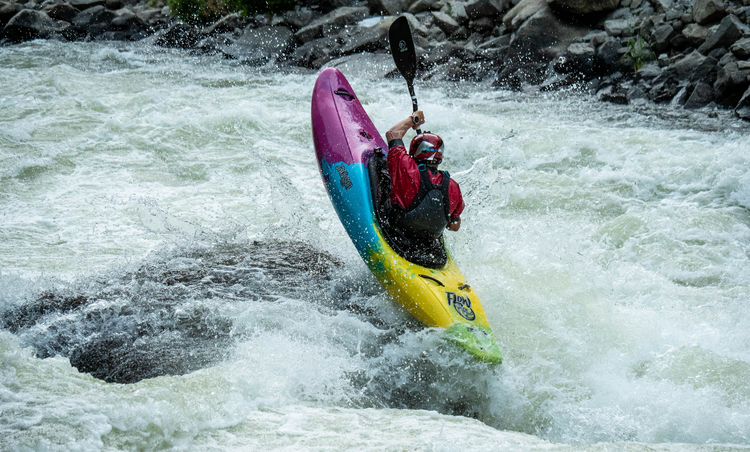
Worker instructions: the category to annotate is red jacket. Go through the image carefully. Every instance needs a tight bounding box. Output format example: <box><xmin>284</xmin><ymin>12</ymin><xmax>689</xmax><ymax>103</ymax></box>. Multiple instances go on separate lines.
<box><xmin>387</xmin><ymin>140</ymin><xmax>464</xmax><ymax>220</ymax></box>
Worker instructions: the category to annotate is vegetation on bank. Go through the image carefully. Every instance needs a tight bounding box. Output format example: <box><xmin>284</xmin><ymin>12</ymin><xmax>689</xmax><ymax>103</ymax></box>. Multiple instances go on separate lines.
<box><xmin>167</xmin><ymin>0</ymin><xmax>296</xmax><ymax>22</ymax></box>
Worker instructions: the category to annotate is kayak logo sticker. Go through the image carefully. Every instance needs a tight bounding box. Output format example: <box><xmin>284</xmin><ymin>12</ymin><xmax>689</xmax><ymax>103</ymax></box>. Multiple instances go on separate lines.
<box><xmin>399</xmin><ymin>40</ymin><xmax>408</xmax><ymax>53</ymax></box>
<box><xmin>336</xmin><ymin>164</ymin><xmax>353</xmax><ymax>190</ymax></box>
<box><xmin>446</xmin><ymin>292</ymin><xmax>475</xmax><ymax>321</ymax></box>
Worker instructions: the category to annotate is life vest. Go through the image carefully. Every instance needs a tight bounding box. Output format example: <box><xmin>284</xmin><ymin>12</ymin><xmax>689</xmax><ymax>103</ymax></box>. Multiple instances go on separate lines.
<box><xmin>391</xmin><ymin>164</ymin><xmax>451</xmax><ymax>240</ymax></box>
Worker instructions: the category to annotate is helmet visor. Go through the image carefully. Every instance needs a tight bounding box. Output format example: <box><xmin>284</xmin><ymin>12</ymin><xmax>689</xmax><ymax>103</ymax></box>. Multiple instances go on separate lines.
<box><xmin>415</xmin><ymin>140</ymin><xmax>444</xmax><ymax>161</ymax></box>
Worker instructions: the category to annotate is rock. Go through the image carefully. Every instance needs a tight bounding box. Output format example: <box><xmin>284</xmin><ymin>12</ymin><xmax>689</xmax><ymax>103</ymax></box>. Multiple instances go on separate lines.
<box><xmin>698</xmin><ymin>15</ymin><xmax>749</xmax><ymax>55</ymax></box>
<box><xmin>470</xmin><ymin>16</ymin><xmax>494</xmax><ymax>32</ymax></box>
<box><xmin>221</xmin><ymin>25</ymin><xmax>293</xmax><ymax>65</ymax></box>
<box><xmin>736</xmin><ymin>86</ymin><xmax>750</xmax><ymax>120</ymax></box>
<box><xmin>422</xmin><ymin>40</ymin><xmax>464</xmax><ymax>66</ymax></box>
<box><xmin>604</xmin><ymin>18</ymin><xmax>631</xmax><ymax>36</ymax></box>
<box><xmin>68</xmin><ymin>0</ymin><xmax>105</xmax><ymax>10</ymax></box>
<box><xmin>564</xmin><ymin>41</ymin><xmax>595</xmax><ymax>73</ymax></box>
<box><xmin>340</xmin><ymin>16</ymin><xmax>396</xmax><ymax>54</ymax></box>
<box><xmin>430</xmin><ymin>10</ymin><xmax>460</xmax><ymax>34</ymax></box>
<box><xmin>637</xmin><ymin>62</ymin><xmax>662</xmax><ymax>79</ymax></box>
<box><xmin>408</xmin><ymin>0</ymin><xmax>441</xmax><ymax>14</ymax></box>
<box><xmin>288</xmin><ymin>36</ymin><xmax>336</xmax><ymax>68</ymax></box>
<box><xmin>497</xmin><ymin>3</ymin><xmax>588</xmax><ymax>88</ymax></box>
<box><xmin>442</xmin><ymin>0</ymin><xmax>469</xmax><ymax>23</ymax></box>
<box><xmin>104</xmin><ymin>0</ymin><xmax>121</xmax><ymax>9</ymax></box>
<box><xmin>464</xmin><ymin>0</ymin><xmax>507</xmax><ymax>19</ymax></box>
<box><xmin>651</xmin><ymin>23</ymin><xmax>676</xmax><ymax>53</ymax></box>
<box><xmin>714</xmin><ymin>61</ymin><xmax>750</xmax><ymax>105</ymax></box>
<box><xmin>154</xmin><ymin>22</ymin><xmax>203</xmax><ymax>48</ymax></box>
<box><xmin>2</xmin><ymin>9</ymin><xmax>67</xmax><ymax>42</ymax></box>
<box><xmin>204</xmin><ymin>13</ymin><xmax>250</xmax><ymax>35</ymax></box>
<box><xmin>503</xmin><ymin>0</ymin><xmax>545</xmax><ymax>31</ymax></box>
<box><xmin>401</xmin><ymin>12</ymin><xmax>430</xmax><ymax>36</ymax></box>
<box><xmin>323</xmin><ymin>52</ymin><xmax>397</xmax><ymax>79</ymax></box>
<box><xmin>294</xmin><ymin>6</ymin><xmax>368</xmax><ymax>42</ymax></box>
<box><xmin>598</xmin><ymin>85</ymin><xmax>629</xmax><ymax>104</ymax></box>
<box><xmin>684</xmin><ymin>81</ymin><xmax>715</xmax><ymax>108</ymax></box>
<box><xmin>681</xmin><ymin>23</ymin><xmax>710</xmax><ymax>46</ymax></box>
<box><xmin>692</xmin><ymin>0</ymin><xmax>724</xmax><ymax>25</ymax></box>
<box><xmin>42</xmin><ymin>2</ymin><xmax>77</xmax><ymax>22</ymax></box>
<box><xmin>1</xmin><ymin>2</ymin><xmax>23</xmax><ymax>28</ymax></box>
<box><xmin>71</xmin><ymin>5</ymin><xmax>115</xmax><ymax>37</ymax></box>
<box><xmin>596</xmin><ymin>37</ymin><xmax>627</xmax><ymax>71</ymax></box>
<box><xmin>367</xmin><ymin>0</ymin><xmax>406</xmax><ymax>15</ymax></box>
<box><xmin>670</xmin><ymin>50</ymin><xmax>717</xmax><ymax>81</ymax></box>
<box><xmin>730</xmin><ymin>37</ymin><xmax>750</xmax><ymax>59</ymax></box>
<box><xmin>283</xmin><ymin>8</ymin><xmax>317</xmax><ymax>29</ymax></box>
<box><xmin>548</xmin><ymin>0</ymin><xmax>619</xmax><ymax>15</ymax></box>
<box><xmin>648</xmin><ymin>76</ymin><xmax>680</xmax><ymax>102</ymax></box>
<box><xmin>110</xmin><ymin>8</ymin><xmax>145</xmax><ymax>32</ymax></box>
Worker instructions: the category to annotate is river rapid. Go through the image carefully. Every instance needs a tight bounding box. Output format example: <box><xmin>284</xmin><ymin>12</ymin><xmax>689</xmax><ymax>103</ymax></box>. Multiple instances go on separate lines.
<box><xmin>1</xmin><ymin>40</ymin><xmax>750</xmax><ymax>451</ymax></box>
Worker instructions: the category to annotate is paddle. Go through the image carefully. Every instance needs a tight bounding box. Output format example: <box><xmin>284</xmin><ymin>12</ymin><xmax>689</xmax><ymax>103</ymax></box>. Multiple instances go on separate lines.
<box><xmin>389</xmin><ymin>16</ymin><xmax>422</xmax><ymax>134</ymax></box>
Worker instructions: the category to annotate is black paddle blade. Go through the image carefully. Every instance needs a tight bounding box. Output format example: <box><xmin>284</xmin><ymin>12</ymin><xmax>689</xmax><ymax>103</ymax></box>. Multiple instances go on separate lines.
<box><xmin>389</xmin><ymin>16</ymin><xmax>417</xmax><ymax>84</ymax></box>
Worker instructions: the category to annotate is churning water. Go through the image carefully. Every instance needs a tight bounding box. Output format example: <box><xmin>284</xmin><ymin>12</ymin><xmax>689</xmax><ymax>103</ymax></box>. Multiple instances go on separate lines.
<box><xmin>2</xmin><ymin>40</ymin><xmax>750</xmax><ymax>451</ymax></box>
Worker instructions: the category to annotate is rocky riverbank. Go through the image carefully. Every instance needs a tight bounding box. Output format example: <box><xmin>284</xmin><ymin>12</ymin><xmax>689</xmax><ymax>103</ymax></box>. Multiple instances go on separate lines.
<box><xmin>2</xmin><ymin>0</ymin><xmax>750</xmax><ymax>120</ymax></box>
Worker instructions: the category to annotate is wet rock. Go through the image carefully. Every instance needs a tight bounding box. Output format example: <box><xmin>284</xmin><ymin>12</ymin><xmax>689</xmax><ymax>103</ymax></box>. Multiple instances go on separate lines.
<box><xmin>283</xmin><ymin>7</ymin><xmax>318</xmax><ymax>30</ymax></box>
<box><xmin>104</xmin><ymin>0</ymin><xmax>121</xmax><ymax>9</ymax></box>
<box><xmin>469</xmin><ymin>16</ymin><xmax>494</xmax><ymax>33</ymax></box>
<box><xmin>367</xmin><ymin>0</ymin><xmax>405</xmax><ymax>15</ymax></box>
<box><xmin>340</xmin><ymin>16</ymin><xmax>396</xmax><ymax>55</ymax></box>
<box><xmin>651</xmin><ymin>23</ymin><xmax>676</xmax><ymax>53</ymax></box>
<box><xmin>69</xmin><ymin>0</ymin><xmax>105</xmax><ymax>10</ymax></box>
<box><xmin>154</xmin><ymin>22</ymin><xmax>203</xmax><ymax>48</ymax></box>
<box><xmin>2</xmin><ymin>9</ymin><xmax>68</xmax><ymax>42</ymax></box>
<box><xmin>598</xmin><ymin>85</ymin><xmax>629</xmax><ymax>104</ymax></box>
<box><xmin>464</xmin><ymin>0</ymin><xmax>507</xmax><ymax>19</ymax></box>
<box><xmin>71</xmin><ymin>5</ymin><xmax>115</xmax><ymax>37</ymax></box>
<box><xmin>497</xmin><ymin>2</ymin><xmax>588</xmax><ymax>88</ymax></box>
<box><xmin>323</xmin><ymin>52</ymin><xmax>397</xmax><ymax>79</ymax></box>
<box><xmin>670</xmin><ymin>50</ymin><xmax>709</xmax><ymax>80</ymax></box>
<box><xmin>681</xmin><ymin>23</ymin><xmax>710</xmax><ymax>46</ymax></box>
<box><xmin>692</xmin><ymin>0</ymin><xmax>724</xmax><ymax>25</ymax></box>
<box><xmin>604</xmin><ymin>18</ymin><xmax>631</xmax><ymax>36</ymax></box>
<box><xmin>736</xmin><ymin>86</ymin><xmax>750</xmax><ymax>120</ymax></box>
<box><xmin>502</xmin><ymin>0</ymin><xmax>544</xmax><ymax>31</ymax></box>
<box><xmin>408</xmin><ymin>0</ymin><xmax>441</xmax><ymax>14</ymax></box>
<box><xmin>221</xmin><ymin>25</ymin><xmax>293</xmax><ymax>65</ymax></box>
<box><xmin>649</xmin><ymin>74</ymin><xmax>680</xmax><ymax>102</ymax></box>
<box><xmin>1</xmin><ymin>2</ymin><xmax>23</xmax><ymax>28</ymax></box>
<box><xmin>730</xmin><ymin>37</ymin><xmax>750</xmax><ymax>59</ymax></box>
<box><xmin>596</xmin><ymin>39</ymin><xmax>627</xmax><ymax>72</ymax></box>
<box><xmin>430</xmin><ymin>10</ymin><xmax>460</xmax><ymax>34</ymax></box>
<box><xmin>42</xmin><ymin>2</ymin><xmax>77</xmax><ymax>22</ymax></box>
<box><xmin>698</xmin><ymin>15</ymin><xmax>749</xmax><ymax>55</ymax></box>
<box><xmin>564</xmin><ymin>41</ymin><xmax>595</xmax><ymax>74</ymax></box>
<box><xmin>713</xmin><ymin>61</ymin><xmax>750</xmax><ymax>105</ymax></box>
<box><xmin>288</xmin><ymin>36</ymin><xmax>336</xmax><ymax>68</ymax></box>
<box><xmin>110</xmin><ymin>8</ymin><xmax>146</xmax><ymax>33</ymax></box>
<box><xmin>294</xmin><ymin>6</ymin><xmax>368</xmax><ymax>42</ymax></box>
<box><xmin>203</xmin><ymin>13</ymin><xmax>250</xmax><ymax>35</ymax></box>
<box><xmin>548</xmin><ymin>0</ymin><xmax>619</xmax><ymax>15</ymax></box>
<box><xmin>684</xmin><ymin>81</ymin><xmax>715</xmax><ymax>108</ymax></box>
<box><xmin>637</xmin><ymin>62</ymin><xmax>662</xmax><ymax>79</ymax></box>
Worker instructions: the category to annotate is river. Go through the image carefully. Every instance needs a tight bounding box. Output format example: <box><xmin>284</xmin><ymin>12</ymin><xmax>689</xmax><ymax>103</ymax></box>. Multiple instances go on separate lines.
<box><xmin>1</xmin><ymin>40</ymin><xmax>750</xmax><ymax>451</ymax></box>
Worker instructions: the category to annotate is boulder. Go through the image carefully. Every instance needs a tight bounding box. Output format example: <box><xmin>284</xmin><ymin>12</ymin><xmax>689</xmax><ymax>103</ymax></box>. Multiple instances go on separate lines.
<box><xmin>604</xmin><ymin>18</ymin><xmax>631</xmax><ymax>36</ymax></box>
<box><xmin>294</xmin><ymin>6</ymin><xmax>368</xmax><ymax>42</ymax></box>
<box><xmin>670</xmin><ymin>50</ymin><xmax>717</xmax><ymax>80</ymax></box>
<box><xmin>596</xmin><ymin>39</ymin><xmax>628</xmax><ymax>72</ymax></box>
<box><xmin>154</xmin><ymin>22</ymin><xmax>203</xmax><ymax>48</ymax></box>
<box><xmin>221</xmin><ymin>25</ymin><xmax>293</xmax><ymax>65</ymax></box>
<box><xmin>692</xmin><ymin>0</ymin><xmax>724</xmax><ymax>25</ymax></box>
<box><xmin>283</xmin><ymin>8</ymin><xmax>318</xmax><ymax>30</ymax></box>
<box><xmin>204</xmin><ymin>13</ymin><xmax>250</xmax><ymax>35</ymax></box>
<box><xmin>367</xmin><ymin>0</ymin><xmax>405</xmax><ymax>15</ymax></box>
<box><xmin>648</xmin><ymin>76</ymin><xmax>681</xmax><ymax>102</ymax></box>
<box><xmin>730</xmin><ymin>37</ymin><xmax>750</xmax><ymax>59</ymax></box>
<box><xmin>502</xmin><ymin>0</ymin><xmax>545</xmax><ymax>31</ymax></box>
<box><xmin>322</xmin><ymin>52</ymin><xmax>397</xmax><ymax>79</ymax></box>
<box><xmin>681</xmin><ymin>23</ymin><xmax>710</xmax><ymax>46</ymax></box>
<box><xmin>563</xmin><ymin>41</ymin><xmax>595</xmax><ymax>73</ymax></box>
<box><xmin>408</xmin><ymin>0</ymin><xmax>441</xmax><ymax>14</ymax></box>
<box><xmin>497</xmin><ymin>3</ymin><xmax>588</xmax><ymax>88</ymax></box>
<box><xmin>71</xmin><ymin>5</ymin><xmax>115</xmax><ymax>36</ymax></box>
<box><xmin>736</xmin><ymin>86</ymin><xmax>750</xmax><ymax>121</ymax></box>
<box><xmin>547</xmin><ymin>0</ymin><xmax>619</xmax><ymax>15</ymax></box>
<box><xmin>289</xmin><ymin>36</ymin><xmax>336</xmax><ymax>68</ymax></box>
<box><xmin>698</xmin><ymin>15</ymin><xmax>750</xmax><ymax>55</ymax></box>
<box><xmin>1</xmin><ymin>2</ymin><xmax>23</xmax><ymax>28</ymax></box>
<box><xmin>339</xmin><ymin>16</ymin><xmax>396</xmax><ymax>55</ymax></box>
<box><xmin>110</xmin><ymin>8</ymin><xmax>146</xmax><ymax>32</ymax></box>
<box><xmin>441</xmin><ymin>1</ymin><xmax>469</xmax><ymax>23</ymax></box>
<box><xmin>683</xmin><ymin>81</ymin><xmax>715</xmax><ymax>108</ymax></box>
<box><xmin>430</xmin><ymin>10</ymin><xmax>460</xmax><ymax>34</ymax></box>
<box><xmin>42</xmin><ymin>2</ymin><xmax>77</xmax><ymax>22</ymax></box>
<box><xmin>713</xmin><ymin>61</ymin><xmax>750</xmax><ymax>105</ymax></box>
<box><xmin>464</xmin><ymin>0</ymin><xmax>507</xmax><ymax>19</ymax></box>
<box><xmin>2</xmin><ymin>9</ymin><xmax>67</xmax><ymax>42</ymax></box>
<box><xmin>69</xmin><ymin>0</ymin><xmax>105</xmax><ymax>10</ymax></box>
<box><xmin>651</xmin><ymin>23</ymin><xmax>676</xmax><ymax>53</ymax></box>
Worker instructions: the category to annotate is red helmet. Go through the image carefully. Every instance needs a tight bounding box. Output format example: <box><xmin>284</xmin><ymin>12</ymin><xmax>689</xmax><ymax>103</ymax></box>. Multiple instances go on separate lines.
<box><xmin>409</xmin><ymin>133</ymin><xmax>444</xmax><ymax>164</ymax></box>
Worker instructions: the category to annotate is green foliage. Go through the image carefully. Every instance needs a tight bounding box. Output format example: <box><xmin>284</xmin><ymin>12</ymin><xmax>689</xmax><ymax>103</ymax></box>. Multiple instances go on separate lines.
<box><xmin>168</xmin><ymin>0</ymin><xmax>296</xmax><ymax>23</ymax></box>
<box><xmin>622</xmin><ymin>35</ymin><xmax>655</xmax><ymax>72</ymax></box>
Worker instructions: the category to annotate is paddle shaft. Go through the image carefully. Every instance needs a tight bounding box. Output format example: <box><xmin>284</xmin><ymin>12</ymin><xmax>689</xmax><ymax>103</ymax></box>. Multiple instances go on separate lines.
<box><xmin>389</xmin><ymin>16</ymin><xmax>422</xmax><ymax>134</ymax></box>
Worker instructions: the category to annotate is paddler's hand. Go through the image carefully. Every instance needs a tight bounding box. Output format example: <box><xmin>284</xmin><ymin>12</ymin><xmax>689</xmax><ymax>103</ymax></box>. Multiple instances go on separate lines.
<box><xmin>386</xmin><ymin>111</ymin><xmax>425</xmax><ymax>142</ymax></box>
<box><xmin>447</xmin><ymin>217</ymin><xmax>461</xmax><ymax>231</ymax></box>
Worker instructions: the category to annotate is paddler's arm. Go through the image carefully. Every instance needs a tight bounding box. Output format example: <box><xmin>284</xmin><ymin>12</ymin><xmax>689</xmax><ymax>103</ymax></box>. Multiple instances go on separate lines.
<box><xmin>385</xmin><ymin>110</ymin><xmax>425</xmax><ymax>145</ymax></box>
<box><xmin>447</xmin><ymin>218</ymin><xmax>461</xmax><ymax>231</ymax></box>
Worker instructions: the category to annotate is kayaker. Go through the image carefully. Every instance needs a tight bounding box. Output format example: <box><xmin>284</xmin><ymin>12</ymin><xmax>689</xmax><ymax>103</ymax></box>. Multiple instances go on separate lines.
<box><xmin>384</xmin><ymin>110</ymin><xmax>464</xmax><ymax>241</ymax></box>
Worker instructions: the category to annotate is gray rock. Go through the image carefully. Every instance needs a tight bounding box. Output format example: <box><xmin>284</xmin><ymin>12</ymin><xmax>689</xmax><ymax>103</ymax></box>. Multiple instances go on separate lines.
<box><xmin>71</xmin><ymin>5</ymin><xmax>115</xmax><ymax>36</ymax></box>
<box><xmin>596</xmin><ymin>38</ymin><xmax>626</xmax><ymax>70</ymax></box>
<box><xmin>502</xmin><ymin>0</ymin><xmax>544</xmax><ymax>31</ymax></box>
<box><xmin>289</xmin><ymin>36</ymin><xmax>336</xmax><ymax>68</ymax></box>
<box><xmin>222</xmin><ymin>25</ymin><xmax>293</xmax><ymax>65</ymax></box>
<box><xmin>204</xmin><ymin>13</ymin><xmax>250</xmax><ymax>35</ymax></box>
<box><xmin>648</xmin><ymin>76</ymin><xmax>680</xmax><ymax>102</ymax></box>
<box><xmin>671</xmin><ymin>50</ymin><xmax>718</xmax><ymax>81</ymax></box>
<box><xmin>430</xmin><ymin>10</ymin><xmax>460</xmax><ymax>34</ymax></box>
<box><xmin>604</xmin><ymin>18</ymin><xmax>631</xmax><ymax>36</ymax></box>
<box><xmin>464</xmin><ymin>0</ymin><xmax>507</xmax><ymax>19</ymax></box>
<box><xmin>730</xmin><ymin>37</ymin><xmax>750</xmax><ymax>59</ymax></box>
<box><xmin>684</xmin><ymin>82</ymin><xmax>715</xmax><ymax>108</ymax></box>
<box><xmin>714</xmin><ymin>61</ymin><xmax>750</xmax><ymax>105</ymax></box>
<box><xmin>637</xmin><ymin>62</ymin><xmax>662</xmax><ymax>79</ymax></box>
<box><xmin>565</xmin><ymin>41</ymin><xmax>595</xmax><ymax>73</ymax></box>
<box><xmin>698</xmin><ymin>14</ymin><xmax>749</xmax><ymax>55</ymax></box>
<box><xmin>154</xmin><ymin>22</ymin><xmax>203</xmax><ymax>48</ymax></box>
<box><xmin>681</xmin><ymin>23</ymin><xmax>710</xmax><ymax>46</ymax></box>
<box><xmin>548</xmin><ymin>0</ymin><xmax>619</xmax><ymax>15</ymax></box>
<box><xmin>3</xmin><ymin>9</ymin><xmax>68</xmax><ymax>42</ymax></box>
<box><xmin>441</xmin><ymin>0</ymin><xmax>469</xmax><ymax>23</ymax></box>
<box><xmin>736</xmin><ymin>86</ymin><xmax>750</xmax><ymax>121</ymax></box>
<box><xmin>1</xmin><ymin>2</ymin><xmax>23</xmax><ymax>28</ymax></box>
<box><xmin>110</xmin><ymin>8</ymin><xmax>145</xmax><ymax>31</ymax></box>
<box><xmin>69</xmin><ymin>0</ymin><xmax>105</xmax><ymax>10</ymax></box>
<box><xmin>323</xmin><ymin>52</ymin><xmax>397</xmax><ymax>79</ymax></box>
<box><xmin>104</xmin><ymin>0</ymin><xmax>121</xmax><ymax>9</ymax></box>
<box><xmin>294</xmin><ymin>6</ymin><xmax>368</xmax><ymax>42</ymax></box>
<box><xmin>283</xmin><ymin>8</ymin><xmax>318</xmax><ymax>29</ymax></box>
<box><xmin>400</xmin><ymin>12</ymin><xmax>430</xmax><ymax>36</ymax></box>
<box><xmin>408</xmin><ymin>0</ymin><xmax>441</xmax><ymax>14</ymax></box>
<box><xmin>651</xmin><ymin>23</ymin><xmax>676</xmax><ymax>53</ymax></box>
<box><xmin>340</xmin><ymin>16</ymin><xmax>396</xmax><ymax>55</ymax></box>
<box><xmin>692</xmin><ymin>0</ymin><xmax>724</xmax><ymax>25</ymax></box>
<box><xmin>42</xmin><ymin>2</ymin><xmax>77</xmax><ymax>22</ymax></box>
<box><xmin>367</xmin><ymin>0</ymin><xmax>405</xmax><ymax>15</ymax></box>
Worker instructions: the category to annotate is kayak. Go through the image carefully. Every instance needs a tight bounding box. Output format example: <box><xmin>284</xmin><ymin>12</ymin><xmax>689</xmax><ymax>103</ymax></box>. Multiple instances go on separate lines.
<box><xmin>311</xmin><ymin>67</ymin><xmax>502</xmax><ymax>364</ymax></box>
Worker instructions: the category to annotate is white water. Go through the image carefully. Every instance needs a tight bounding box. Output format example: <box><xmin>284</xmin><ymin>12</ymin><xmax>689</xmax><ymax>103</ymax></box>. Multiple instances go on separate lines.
<box><xmin>2</xmin><ymin>40</ymin><xmax>750</xmax><ymax>451</ymax></box>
